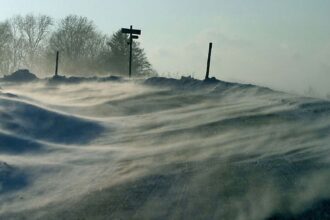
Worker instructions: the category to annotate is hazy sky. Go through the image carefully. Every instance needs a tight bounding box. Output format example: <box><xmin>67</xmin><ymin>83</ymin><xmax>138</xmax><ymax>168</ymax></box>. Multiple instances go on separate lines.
<box><xmin>0</xmin><ymin>0</ymin><xmax>330</xmax><ymax>95</ymax></box>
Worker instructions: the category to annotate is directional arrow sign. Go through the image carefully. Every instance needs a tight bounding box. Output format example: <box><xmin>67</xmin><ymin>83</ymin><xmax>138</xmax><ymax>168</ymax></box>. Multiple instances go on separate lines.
<box><xmin>121</xmin><ymin>28</ymin><xmax>141</xmax><ymax>35</ymax></box>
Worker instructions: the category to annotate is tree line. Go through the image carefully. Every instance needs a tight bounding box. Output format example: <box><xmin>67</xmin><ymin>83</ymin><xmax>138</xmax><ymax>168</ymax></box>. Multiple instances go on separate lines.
<box><xmin>0</xmin><ymin>14</ymin><xmax>156</xmax><ymax>77</ymax></box>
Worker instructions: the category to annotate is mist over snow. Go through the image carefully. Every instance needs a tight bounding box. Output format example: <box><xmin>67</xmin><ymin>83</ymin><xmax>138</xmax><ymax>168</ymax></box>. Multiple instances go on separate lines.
<box><xmin>0</xmin><ymin>76</ymin><xmax>330</xmax><ymax>220</ymax></box>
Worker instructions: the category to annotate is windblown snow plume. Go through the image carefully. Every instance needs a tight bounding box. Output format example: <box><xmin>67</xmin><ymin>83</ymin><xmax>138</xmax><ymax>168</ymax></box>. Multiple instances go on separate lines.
<box><xmin>0</xmin><ymin>76</ymin><xmax>329</xmax><ymax>220</ymax></box>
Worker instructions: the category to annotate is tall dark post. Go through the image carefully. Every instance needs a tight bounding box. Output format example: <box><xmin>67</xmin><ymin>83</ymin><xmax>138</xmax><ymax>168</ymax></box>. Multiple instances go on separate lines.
<box><xmin>129</xmin><ymin>25</ymin><xmax>133</xmax><ymax>78</ymax></box>
<box><xmin>55</xmin><ymin>51</ymin><xmax>59</xmax><ymax>77</ymax></box>
<box><xmin>121</xmin><ymin>26</ymin><xmax>141</xmax><ymax>78</ymax></box>
<box><xmin>205</xmin><ymin>42</ymin><xmax>213</xmax><ymax>80</ymax></box>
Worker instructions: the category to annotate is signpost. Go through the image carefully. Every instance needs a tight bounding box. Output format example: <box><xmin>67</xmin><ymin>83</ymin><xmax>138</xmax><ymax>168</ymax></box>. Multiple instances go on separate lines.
<box><xmin>121</xmin><ymin>25</ymin><xmax>141</xmax><ymax>78</ymax></box>
<box><xmin>121</xmin><ymin>28</ymin><xmax>141</xmax><ymax>35</ymax></box>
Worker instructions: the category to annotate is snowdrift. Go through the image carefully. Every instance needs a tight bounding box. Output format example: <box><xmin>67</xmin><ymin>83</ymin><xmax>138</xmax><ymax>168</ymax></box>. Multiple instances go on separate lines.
<box><xmin>0</xmin><ymin>94</ymin><xmax>104</xmax><ymax>145</ymax></box>
<box><xmin>0</xmin><ymin>77</ymin><xmax>329</xmax><ymax>220</ymax></box>
<box><xmin>1</xmin><ymin>69</ymin><xmax>38</xmax><ymax>82</ymax></box>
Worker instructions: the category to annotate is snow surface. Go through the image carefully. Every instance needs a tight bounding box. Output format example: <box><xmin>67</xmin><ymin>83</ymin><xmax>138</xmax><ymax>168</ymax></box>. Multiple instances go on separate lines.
<box><xmin>0</xmin><ymin>76</ymin><xmax>330</xmax><ymax>220</ymax></box>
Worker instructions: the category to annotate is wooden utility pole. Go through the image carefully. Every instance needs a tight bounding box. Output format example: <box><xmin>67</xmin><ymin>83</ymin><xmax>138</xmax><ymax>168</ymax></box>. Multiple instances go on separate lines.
<box><xmin>129</xmin><ymin>25</ymin><xmax>133</xmax><ymax>78</ymax></box>
<box><xmin>121</xmin><ymin>26</ymin><xmax>141</xmax><ymax>78</ymax></box>
<box><xmin>55</xmin><ymin>51</ymin><xmax>59</xmax><ymax>77</ymax></box>
<box><xmin>205</xmin><ymin>42</ymin><xmax>213</xmax><ymax>80</ymax></box>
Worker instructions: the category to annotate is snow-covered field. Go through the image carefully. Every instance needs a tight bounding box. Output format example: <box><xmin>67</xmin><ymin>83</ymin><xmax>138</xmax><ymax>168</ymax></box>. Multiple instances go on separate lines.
<box><xmin>0</xmin><ymin>77</ymin><xmax>330</xmax><ymax>219</ymax></box>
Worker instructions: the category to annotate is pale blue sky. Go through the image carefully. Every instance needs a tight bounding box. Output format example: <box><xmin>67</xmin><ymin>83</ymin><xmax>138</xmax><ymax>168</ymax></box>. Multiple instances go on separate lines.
<box><xmin>1</xmin><ymin>0</ymin><xmax>330</xmax><ymax>95</ymax></box>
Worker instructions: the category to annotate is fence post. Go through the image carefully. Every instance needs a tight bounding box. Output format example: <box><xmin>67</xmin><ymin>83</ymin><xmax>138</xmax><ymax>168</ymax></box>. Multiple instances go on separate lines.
<box><xmin>129</xmin><ymin>25</ymin><xmax>133</xmax><ymax>78</ymax></box>
<box><xmin>205</xmin><ymin>42</ymin><xmax>213</xmax><ymax>80</ymax></box>
<box><xmin>55</xmin><ymin>51</ymin><xmax>59</xmax><ymax>77</ymax></box>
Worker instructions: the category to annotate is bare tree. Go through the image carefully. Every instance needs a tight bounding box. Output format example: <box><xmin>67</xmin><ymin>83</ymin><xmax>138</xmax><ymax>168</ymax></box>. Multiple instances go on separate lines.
<box><xmin>48</xmin><ymin>15</ymin><xmax>107</xmax><ymax>74</ymax></box>
<box><xmin>15</xmin><ymin>14</ymin><xmax>53</xmax><ymax>70</ymax></box>
<box><xmin>0</xmin><ymin>21</ymin><xmax>13</xmax><ymax>74</ymax></box>
<box><xmin>7</xmin><ymin>16</ymin><xmax>26</xmax><ymax>73</ymax></box>
<box><xmin>0</xmin><ymin>14</ymin><xmax>53</xmax><ymax>75</ymax></box>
